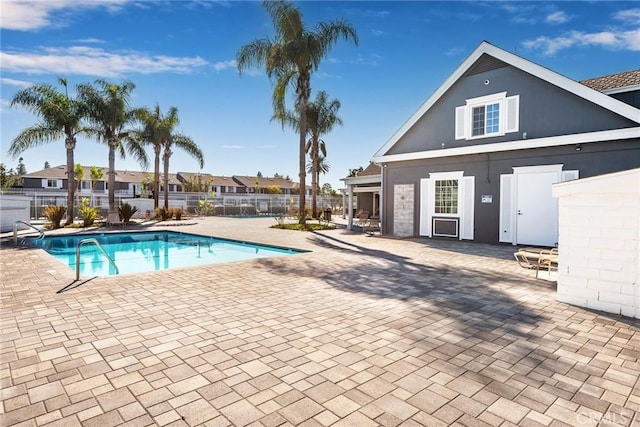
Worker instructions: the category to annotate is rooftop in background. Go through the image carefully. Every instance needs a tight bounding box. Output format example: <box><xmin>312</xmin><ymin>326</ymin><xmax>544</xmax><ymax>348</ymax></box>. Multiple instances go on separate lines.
<box><xmin>580</xmin><ymin>69</ymin><xmax>640</xmax><ymax>92</ymax></box>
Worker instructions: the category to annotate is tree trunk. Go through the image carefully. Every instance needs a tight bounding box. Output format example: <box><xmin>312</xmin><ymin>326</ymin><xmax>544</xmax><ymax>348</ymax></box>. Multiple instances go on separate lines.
<box><xmin>154</xmin><ymin>147</ymin><xmax>161</xmax><ymax>209</ymax></box>
<box><xmin>311</xmin><ymin>135</ymin><xmax>318</xmax><ymax>218</ymax></box>
<box><xmin>108</xmin><ymin>140</ymin><xmax>116</xmax><ymax>215</ymax></box>
<box><xmin>297</xmin><ymin>75</ymin><xmax>309</xmax><ymax>225</ymax></box>
<box><xmin>64</xmin><ymin>141</ymin><xmax>75</xmax><ymax>225</ymax></box>
<box><xmin>163</xmin><ymin>147</ymin><xmax>171</xmax><ymax>209</ymax></box>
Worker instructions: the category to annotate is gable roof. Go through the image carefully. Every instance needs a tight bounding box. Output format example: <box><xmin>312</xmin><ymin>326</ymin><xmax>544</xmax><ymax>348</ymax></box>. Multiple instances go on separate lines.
<box><xmin>233</xmin><ymin>175</ymin><xmax>299</xmax><ymax>189</ymax></box>
<box><xmin>373</xmin><ymin>41</ymin><xmax>640</xmax><ymax>161</ymax></box>
<box><xmin>581</xmin><ymin>69</ymin><xmax>640</xmax><ymax>93</ymax></box>
<box><xmin>23</xmin><ymin>165</ymin><xmax>109</xmax><ymax>180</ymax></box>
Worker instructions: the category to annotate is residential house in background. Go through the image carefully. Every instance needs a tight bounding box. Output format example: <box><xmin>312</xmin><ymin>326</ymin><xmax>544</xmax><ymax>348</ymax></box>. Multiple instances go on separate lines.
<box><xmin>366</xmin><ymin>41</ymin><xmax>639</xmax><ymax>245</ymax></box>
<box><xmin>20</xmin><ymin>166</ymin><xmax>311</xmax><ymax>198</ymax></box>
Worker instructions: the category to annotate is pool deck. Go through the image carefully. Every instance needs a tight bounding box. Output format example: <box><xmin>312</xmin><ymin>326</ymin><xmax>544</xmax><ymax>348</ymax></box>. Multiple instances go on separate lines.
<box><xmin>1</xmin><ymin>217</ymin><xmax>639</xmax><ymax>426</ymax></box>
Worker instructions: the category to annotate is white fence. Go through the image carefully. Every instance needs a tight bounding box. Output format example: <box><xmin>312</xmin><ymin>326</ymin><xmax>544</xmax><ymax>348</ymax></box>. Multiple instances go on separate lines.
<box><xmin>0</xmin><ymin>189</ymin><xmax>344</xmax><ymax>220</ymax></box>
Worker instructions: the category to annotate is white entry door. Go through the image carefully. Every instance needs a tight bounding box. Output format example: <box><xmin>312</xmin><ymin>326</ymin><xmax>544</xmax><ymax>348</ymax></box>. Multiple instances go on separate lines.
<box><xmin>515</xmin><ymin>171</ymin><xmax>559</xmax><ymax>246</ymax></box>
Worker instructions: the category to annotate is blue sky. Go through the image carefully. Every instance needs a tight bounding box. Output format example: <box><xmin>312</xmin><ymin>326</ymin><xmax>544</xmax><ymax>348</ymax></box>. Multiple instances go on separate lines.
<box><xmin>1</xmin><ymin>1</ymin><xmax>638</xmax><ymax>190</ymax></box>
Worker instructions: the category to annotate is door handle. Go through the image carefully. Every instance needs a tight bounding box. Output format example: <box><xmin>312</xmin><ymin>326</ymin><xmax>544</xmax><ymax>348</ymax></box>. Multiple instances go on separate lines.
<box><xmin>517</xmin><ymin>210</ymin><xmax>523</xmax><ymax>215</ymax></box>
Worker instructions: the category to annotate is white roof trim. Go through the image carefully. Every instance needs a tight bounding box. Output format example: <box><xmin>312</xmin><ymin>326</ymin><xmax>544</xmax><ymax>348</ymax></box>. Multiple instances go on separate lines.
<box><xmin>341</xmin><ymin>174</ymin><xmax>382</xmax><ymax>185</ymax></box>
<box><xmin>602</xmin><ymin>84</ymin><xmax>640</xmax><ymax>95</ymax></box>
<box><xmin>373</xmin><ymin>41</ymin><xmax>640</xmax><ymax>159</ymax></box>
<box><xmin>372</xmin><ymin>127</ymin><xmax>640</xmax><ymax>164</ymax></box>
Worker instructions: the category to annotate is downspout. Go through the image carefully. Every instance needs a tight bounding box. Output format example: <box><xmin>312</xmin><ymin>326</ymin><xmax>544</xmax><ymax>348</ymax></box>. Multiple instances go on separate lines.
<box><xmin>372</xmin><ymin>161</ymin><xmax>384</xmax><ymax>235</ymax></box>
<box><xmin>347</xmin><ymin>185</ymin><xmax>353</xmax><ymax>231</ymax></box>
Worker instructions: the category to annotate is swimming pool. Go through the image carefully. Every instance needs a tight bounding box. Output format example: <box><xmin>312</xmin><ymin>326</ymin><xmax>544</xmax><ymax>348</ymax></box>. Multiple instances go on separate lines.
<box><xmin>29</xmin><ymin>231</ymin><xmax>303</xmax><ymax>276</ymax></box>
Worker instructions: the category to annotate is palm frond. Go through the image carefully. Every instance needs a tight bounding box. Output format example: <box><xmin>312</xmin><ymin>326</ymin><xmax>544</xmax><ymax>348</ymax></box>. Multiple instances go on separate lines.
<box><xmin>173</xmin><ymin>135</ymin><xmax>204</xmax><ymax>169</ymax></box>
<box><xmin>237</xmin><ymin>39</ymin><xmax>273</xmax><ymax>75</ymax></box>
<box><xmin>9</xmin><ymin>125</ymin><xmax>64</xmax><ymax>157</ymax></box>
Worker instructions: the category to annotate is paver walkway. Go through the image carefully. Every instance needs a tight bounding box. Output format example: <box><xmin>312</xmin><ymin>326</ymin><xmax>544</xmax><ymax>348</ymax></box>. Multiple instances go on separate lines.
<box><xmin>1</xmin><ymin>217</ymin><xmax>639</xmax><ymax>427</ymax></box>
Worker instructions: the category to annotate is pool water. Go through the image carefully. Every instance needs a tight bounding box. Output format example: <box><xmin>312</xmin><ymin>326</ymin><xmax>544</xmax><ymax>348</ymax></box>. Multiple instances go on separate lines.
<box><xmin>30</xmin><ymin>231</ymin><xmax>302</xmax><ymax>276</ymax></box>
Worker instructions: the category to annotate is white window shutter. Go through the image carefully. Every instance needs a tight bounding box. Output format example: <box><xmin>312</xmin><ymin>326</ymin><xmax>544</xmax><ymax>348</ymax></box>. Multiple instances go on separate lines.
<box><xmin>499</xmin><ymin>174</ymin><xmax>513</xmax><ymax>243</ymax></box>
<box><xmin>460</xmin><ymin>176</ymin><xmax>475</xmax><ymax>240</ymax></box>
<box><xmin>561</xmin><ymin>170</ymin><xmax>579</xmax><ymax>182</ymax></box>
<box><xmin>505</xmin><ymin>95</ymin><xmax>519</xmax><ymax>133</ymax></box>
<box><xmin>455</xmin><ymin>106</ymin><xmax>466</xmax><ymax>140</ymax></box>
<box><xmin>419</xmin><ymin>178</ymin><xmax>431</xmax><ymax>236</ymax></box>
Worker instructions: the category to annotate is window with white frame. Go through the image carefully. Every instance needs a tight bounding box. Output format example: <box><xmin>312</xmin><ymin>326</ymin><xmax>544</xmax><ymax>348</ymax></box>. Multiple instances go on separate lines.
<box><xmin>81</xmin><ymin>180</ymin><xmax>91</xmax><ymax>190</ymax></box>
<box><xmin>434</xmin><ymin>179</ymin><xmax>459</xmax><ymax>214</ymax></box>
<box><xmin>455</xmin><ymin>92</ymin><xmax>519</xmax><ymax>140</ymax></box>
<box><xmin>46</xmin><ymin>179</ymin><xmax>58</xmax><ymax>188</ymax></box>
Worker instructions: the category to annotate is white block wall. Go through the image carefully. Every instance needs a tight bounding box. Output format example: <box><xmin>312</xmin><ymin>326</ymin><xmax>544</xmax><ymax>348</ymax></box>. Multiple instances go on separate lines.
<box><xmin>553</xmin><ymin>169</ymin><xmax>640</xmax><ymax>318</ymax></box>
<box><xmin>0</xmin><ymin>195</ymin><xmax>31</xmax><ymax>232</ymax></box>
<box><xmin>393</xmin><ymin>184</ymin><xmax>414</xmax><ymax>237</ymax></box>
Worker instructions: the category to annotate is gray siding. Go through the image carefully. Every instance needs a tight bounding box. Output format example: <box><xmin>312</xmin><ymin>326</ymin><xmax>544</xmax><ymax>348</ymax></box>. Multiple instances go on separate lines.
<box><xmin>387</xmin><ymin>62</ymin><xmax>637</xmax><ymax>156</ymax></box>
<box><xmin>382</xmin><ymin>139</ymin><xmax>640</xmax><ymax>243</ymax></box>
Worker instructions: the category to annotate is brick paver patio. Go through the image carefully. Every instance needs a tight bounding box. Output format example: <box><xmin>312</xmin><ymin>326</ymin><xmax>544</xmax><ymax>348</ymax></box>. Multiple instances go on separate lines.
<box><xmin>1</xmin><ymin>217</ymin><xmax>639</xmax><ymax>426</ymax></box>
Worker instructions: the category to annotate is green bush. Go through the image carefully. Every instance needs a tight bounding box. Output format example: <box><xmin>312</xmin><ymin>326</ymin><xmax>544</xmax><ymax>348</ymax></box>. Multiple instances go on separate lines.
<box><xmin>156</xmin><ymin>207</ymin><xmax>171</xmax><ymax>221</ymax></box>
<box><xmin>78</xmin><ymin>198</ymin><xmax>98</xmax><ymax>227</ymax></box>
<box><xmin>118</xmin><ymin>202</ymin><xmax>139</xmax><ymax>223</ymax></box>
<box><xmin>43</xmin><ymin>205</ymin><xmax>66</xmax><ymax>229</ymax></box>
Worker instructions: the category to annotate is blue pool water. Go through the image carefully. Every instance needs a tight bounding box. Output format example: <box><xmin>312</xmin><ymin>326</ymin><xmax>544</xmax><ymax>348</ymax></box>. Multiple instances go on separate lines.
<box><xmin>30</xmin><ymin>231</ymin><xmax>302</xmax><ymax>276</ymax></box>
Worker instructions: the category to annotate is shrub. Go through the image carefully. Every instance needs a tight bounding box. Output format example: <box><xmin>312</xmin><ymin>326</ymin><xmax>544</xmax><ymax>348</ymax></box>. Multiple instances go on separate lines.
<box><xmin>156</xmin><ymin>207</ymin><xmax>171</xmax><ymax>221</ymax></box>
<box><xmin>43</xmin><ymin>205</ymin><xmax>66</xmax><ymax>229</ymax></box>
<box><xmin>118</xmin><ymin>202</ymin><xmax>139</xmax><ymax>223</ymax></box>
<box><xmin>78</xmin><ymin>198</ymin><xmax>98</xmax><ymax>227</ymax></box>
<box><xmin>173</xmin><ymin>208</ymin><xmax>183</xmax><ymax>220</ymax></box>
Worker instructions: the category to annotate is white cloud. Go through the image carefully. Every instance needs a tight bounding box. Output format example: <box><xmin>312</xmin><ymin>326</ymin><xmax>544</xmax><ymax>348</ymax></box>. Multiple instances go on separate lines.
<box><xmin>0</xmin><ymin>99</ymin><xmax>11</xmax><ymax>113</ymax></box>
<box><xmin>444</xmin><ymin>47</ymin><xmax>465</xmax><ymax>57</ymax></box>
<box><xmin>545</xmin><ymin>11</ymin><xmax>569</xmax><ymax>25</ymax></box>
<box><xmin>0</xmin><ymin>46</ymin><xmax>209</xmax><ymax>77</ymax></box>
<box><xmin>74</xmin><ymin>38</ymin><xmax>106</xmax><ymax>44</ymax></box>
<box><xmin>614</xmin><ymin>8</ymin><xmax>640</xmax><ymax>24</ymax></box>
<box><xmin>315</xmin><ymin>72</ymin><xmax>342</xmax><ymax>79</ymax></box>
<box><xmin>523</xmin><ymin>29</ymin><xmax>640</xmax><ymax>55</ymax></box>
<box><xmin>0</xmin><ymin>78</ymin><xmax>32</xmax><ymax>88</ymax></box>
<box><xmin>222</xmin><ymin>145</ymin><xmax>245</xmax><ymax>149</ymax></box>
<box><xmin>1</xmin><ymin>0</ymin><xmax>130</xmax><ymax>31</ymax></box>
<box><xmin>213</xmin><ymin>59</ymin><xmax>237</xmax><ymax>71</ymax></box>
<box><xmin>371</xmin><ymin>29</ymin><xmax>385</xmax><ymax>36</ymax></box>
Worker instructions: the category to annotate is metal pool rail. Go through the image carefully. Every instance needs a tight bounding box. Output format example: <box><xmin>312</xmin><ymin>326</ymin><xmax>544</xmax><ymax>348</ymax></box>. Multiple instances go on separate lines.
<box><xmin>76</xmin><ymin>238</ymin><xmax>119</xmax><ymax>280</ymax></box>
<box><xmin>13</xmin><ymin>220</ymin><xmax>45</xmax><ymax>246</ymax></box>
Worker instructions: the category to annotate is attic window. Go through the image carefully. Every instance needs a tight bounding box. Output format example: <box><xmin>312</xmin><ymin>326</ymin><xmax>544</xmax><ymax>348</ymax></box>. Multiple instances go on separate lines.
<box><xmin>455</xmin><ymin>92</ymin><xmax>519</xmax><ymax>140</ymax></box>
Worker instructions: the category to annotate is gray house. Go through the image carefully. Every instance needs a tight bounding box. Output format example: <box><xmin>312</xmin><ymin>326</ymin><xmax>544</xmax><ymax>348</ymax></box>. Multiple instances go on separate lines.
<box><xmin>367</xmin><ymin>41</ymin><xmax>640</xmax><ymax>246</ymax></box>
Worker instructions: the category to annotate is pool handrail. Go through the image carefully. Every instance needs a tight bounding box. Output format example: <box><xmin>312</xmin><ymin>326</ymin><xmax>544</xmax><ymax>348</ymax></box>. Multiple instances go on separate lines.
<box><xmin>13</xmin><ymin>220</ymin><xmax>45</xmax><ymax>246</ymax></box>
<box><xmin>76</xmin><ymin>238</ymin><xmax>119</xmax><ymax>280</ymax></box>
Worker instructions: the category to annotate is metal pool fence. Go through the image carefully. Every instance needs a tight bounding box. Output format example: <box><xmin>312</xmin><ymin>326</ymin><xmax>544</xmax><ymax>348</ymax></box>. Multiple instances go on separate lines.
<box><xmin>1</xmin><ymin>189</ymin><xmax>345</xmax><ymax>220</ymax></box>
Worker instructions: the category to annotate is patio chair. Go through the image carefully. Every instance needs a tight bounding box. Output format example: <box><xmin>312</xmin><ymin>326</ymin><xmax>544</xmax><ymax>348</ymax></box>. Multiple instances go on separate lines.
<box><xmin>106</xmin><ymin>212</ymin><xmax>125</xmax><ymax>227</ymax></box>
<box><xmin>356</xmin><ymin>211</ymin><xmax>377</xmax><ymax>234</ymax></box>
<box><xmin>514</xmin><ymin>247</ymin><xmax>558</xmax><ymax>278</ymax></box>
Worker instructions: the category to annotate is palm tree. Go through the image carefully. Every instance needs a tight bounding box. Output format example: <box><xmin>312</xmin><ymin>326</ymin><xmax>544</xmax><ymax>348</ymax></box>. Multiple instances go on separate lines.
<box><xmin>237</xmin><ymin>0</ymin><xmax>358</xmax><ymax>223</ymax></box>
<box><xmin>9</xmin><ymin>78</ymin><xmax>85</xmax><ymax>225</ymax></box>
<box><xmin>286</xmin><ymin>90</ymin><xmax>342</xmax><ymax>216</ymax></box>
<box><xmin>133</xmin><ymin>104</ymin><xmax>169</xmax><ymax>209</ymax></box>
<box><xmin>77</xmin><ymin>80</ymin><xmax>148</xmax><ymax>217</ymax></box>
<box><xmin>74</xmin><ymin>163</ymin><xmax>85</xmax><ymax>207</ymax></box>
<box><xmin>89</xmin><ymin>166</ymin><xmax>104</xmax><ymax>206</ymax></box>
<box><xmin>162</xmin><ymin>132</ymin><xmax>203</xmax><ymax>209</ymax></box>
<box><xmin>307</xmin><ymin>154</ymin><xmax>330</xmax><ymax>212</ymax></box>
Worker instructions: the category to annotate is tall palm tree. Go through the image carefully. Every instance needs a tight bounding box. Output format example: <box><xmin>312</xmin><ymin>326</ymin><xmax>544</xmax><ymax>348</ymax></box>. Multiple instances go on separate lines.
<box><xmin>159</xmin><ymin>111</ymin><xmax>203</xmax><ymax>209</ymax></box>
<box><xmin>237</xmin><ymin>0</ymin><xmax>357</xmax><ymax>224</ymax></box>
<box><xmin>77</xmin><ymin>80</ymin><xmax>148</xmax><ymax>217</ymax></box>
<box><xmin>307</xmin><ymin>154</ymin><xmax>330</xmax><ymax>211</ymax></box>
<box><xmin>74</xmin><ymin>163</ymin><xmax>85</xmax><ymax>207</ymax></box>
<box><xmin>133</xmin><ymin>104</ymin><xmax>170</xmax><ymax>209</ymax></box>
<box><xmin>9</xmin><ymin>78</ymin><xmax>85</xmax><ymax>225</ymax></box>
<box><xmin>89</xmin><ymin>166</ymin><xmax>104</xmax><ymax>206</ymax></box>
<box><xmin>285</xmin><ymin>90</ymin><xmax>342</xmax><ymax>216</ymax></box>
